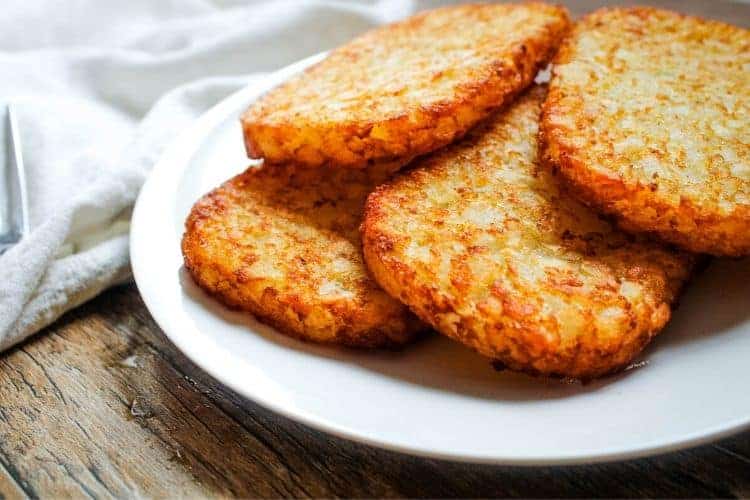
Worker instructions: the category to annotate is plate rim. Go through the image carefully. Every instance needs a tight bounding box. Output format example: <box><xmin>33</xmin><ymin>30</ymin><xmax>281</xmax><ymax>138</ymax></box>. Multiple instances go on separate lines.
<box><xmin>130</xmin><ymin>52</ymin><xmax>750</xmax><ymax>466</ymax></box>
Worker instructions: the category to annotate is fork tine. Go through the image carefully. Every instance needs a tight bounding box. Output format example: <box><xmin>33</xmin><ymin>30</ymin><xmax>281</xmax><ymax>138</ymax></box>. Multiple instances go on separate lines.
<box><xmin>7</xmin><ymin>103</ymin><xmax>29</xmax><ymax>238</ymax></box>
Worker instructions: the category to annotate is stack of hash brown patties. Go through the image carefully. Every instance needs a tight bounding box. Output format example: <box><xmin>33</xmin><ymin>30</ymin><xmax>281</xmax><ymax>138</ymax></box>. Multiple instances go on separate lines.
<box><xmin>183</xmin><ymin>3</ymin><xmax>749</xmax><ymax>379</ymax></box>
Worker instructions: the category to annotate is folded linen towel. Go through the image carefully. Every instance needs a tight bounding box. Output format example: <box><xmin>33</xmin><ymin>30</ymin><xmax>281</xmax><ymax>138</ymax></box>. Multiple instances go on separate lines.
<box><xmin>0</xmin><ymin>0</ymin><xmax>416</xmax><ymax>352</ymax></box>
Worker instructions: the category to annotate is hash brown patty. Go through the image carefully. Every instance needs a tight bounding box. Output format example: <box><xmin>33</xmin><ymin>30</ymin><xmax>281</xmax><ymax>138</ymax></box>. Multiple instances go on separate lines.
<box><xmin>241</xmin><ymin>3</ymin><xmax>570</xmax><ymax>168</ymax></box>
<box><xmin>362</xmin><ymin>86</ymin><xmax>696</xmax><ymax>378</ymax></box>
<box><xmin>541</xmin><ymin>7</ymin><xmax>750</xmax><ymax>256</ymax></box>
<box><xmin>182</xmin><ymin>164</ymin><xmax>425</xmax><ymax>348</ymax></box>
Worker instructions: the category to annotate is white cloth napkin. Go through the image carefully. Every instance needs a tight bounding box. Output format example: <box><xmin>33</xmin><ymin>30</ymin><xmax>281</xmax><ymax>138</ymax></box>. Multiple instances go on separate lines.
<box><xmin>0</xmin><ymin>0</ymin><xmax>418</xmax><ymax>352</ymax></box>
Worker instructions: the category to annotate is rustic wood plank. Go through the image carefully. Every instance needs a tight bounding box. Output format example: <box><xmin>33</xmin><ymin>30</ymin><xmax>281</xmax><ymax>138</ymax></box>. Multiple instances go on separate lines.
<box><xmin>0</xmin><ymin>284</ymin><xmax>748</xmax><ymax>499</ymax></box>
<box><xmin>0</xmin><ymin>462</ymin><xmax>30</xmax><ymax>500</ymax></box>
<box><xmin>0</xmin><ymin>291</ymin><xmax>306</xmax><ymax>498</ymax></box>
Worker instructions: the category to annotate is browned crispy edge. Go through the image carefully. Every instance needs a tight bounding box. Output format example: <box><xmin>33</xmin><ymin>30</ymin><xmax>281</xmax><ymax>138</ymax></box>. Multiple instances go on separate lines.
<box><xmin>539</xmin><ymin>6</ymin><xmax>750</xmax><ymax>257</ymax></box>
<box><xmin>360</xmin><ymin>82</ymin><xmax>699</xmax><ymax>378</ymax></box>
<box><xmin>181</xmin><ymin>171</ymin><xmax>427</xmax><ymax>350</ymax></box>
<box><xmin>362</xmin><ymin>180</ymin><xmax>698</xmax><ymax>379</ymax></box>
<box><xmin>242</xmin><ymin>3</ymin><xmax>571</xmax><ymax>169</ymax></box>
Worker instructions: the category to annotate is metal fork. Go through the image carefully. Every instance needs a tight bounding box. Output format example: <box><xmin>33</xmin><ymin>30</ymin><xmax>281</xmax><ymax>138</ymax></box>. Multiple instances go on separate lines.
<box><xmin>0</xmin><ymin>104</ymin><xmax>30</xmax><ymax>255</ymax></box>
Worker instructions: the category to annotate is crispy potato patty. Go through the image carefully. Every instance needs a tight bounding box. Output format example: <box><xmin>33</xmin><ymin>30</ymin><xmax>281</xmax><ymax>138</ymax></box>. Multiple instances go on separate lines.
<box><xmin>541</xmin><ymin>7</ymin><xmax>750</xmax><ymax>256</ymax></box>
<box><xmin>362</xmin><ymin>86</ymin><xmax>695</xmax><ymax>378</ymax></box>
<box><xmin>182</xmin><ymin>164</ymin><xmax>425</xmax><ymax>348</ymax></box>
<box><xmin>241</xmin><ymin>3</ymin><xmax>570</xmax><ymax>168</ymax></box>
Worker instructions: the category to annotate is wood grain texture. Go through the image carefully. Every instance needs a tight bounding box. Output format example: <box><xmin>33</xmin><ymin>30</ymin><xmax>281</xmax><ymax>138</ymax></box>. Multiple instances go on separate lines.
<box><xmin>0</xmin><ymin>284</ymin><xmax>748</xmax><ymax>499</ymax></box>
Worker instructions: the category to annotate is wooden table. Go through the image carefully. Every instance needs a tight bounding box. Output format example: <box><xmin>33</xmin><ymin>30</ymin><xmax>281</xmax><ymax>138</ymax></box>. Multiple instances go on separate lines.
<box><xmin>0</xmin><ymin>284</ymin><xmax>748</xmax><ymax>498</ymax></box>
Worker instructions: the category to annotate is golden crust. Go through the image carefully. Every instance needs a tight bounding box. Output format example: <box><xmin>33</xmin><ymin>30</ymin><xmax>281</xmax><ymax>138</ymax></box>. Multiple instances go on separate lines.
<box><xmin>540</xmin><ymin>7</ymin><xmax>750</xmax><ymax>256</ymax></box>
<box><xmin>242</xmin><ymin>3</ymin><xmax>570</xmax><ymax>168</ymax></box>
<box><xmin>182</xmin><ymin>164</ymin><xmax>426</xmax><ymax>348</ymax></box>
<box><xmin>362</xmin><ymin>86</ymin><xmax>696</xmax><ymax>379</ymax></box>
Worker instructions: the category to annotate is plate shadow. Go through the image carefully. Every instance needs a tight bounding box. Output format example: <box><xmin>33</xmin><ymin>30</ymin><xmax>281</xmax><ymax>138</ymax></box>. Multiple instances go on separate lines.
<box><xmin>179</xmin><ymin>268</ymin><xmax>630</xmax><ymax>402</ymax></box>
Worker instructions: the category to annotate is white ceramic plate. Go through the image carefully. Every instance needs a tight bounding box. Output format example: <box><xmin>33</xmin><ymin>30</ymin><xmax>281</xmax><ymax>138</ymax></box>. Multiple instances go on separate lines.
<box><xmin>131</xmin><ymin>53</ymin><xmax>750</xmax><ymax>465</ymax></box>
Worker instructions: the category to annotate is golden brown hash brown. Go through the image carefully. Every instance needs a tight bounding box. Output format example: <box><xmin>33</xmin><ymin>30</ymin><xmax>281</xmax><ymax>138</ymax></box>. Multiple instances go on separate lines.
<box><xmin>182</xmin><ymin>164</ymin><xmax>426</xmax><ymax>348</ymax></box>
<box><xmin>362</xmin><ymin>86</ymin><xmax>696</xmax><ymax>379</ymax></box>
<box><xmin>541</xmin><ymin>7</ymin><xmax>750</xmax><ymax>256</ymax></box>
<box><xmin>241</xmin><ymin>3</ymin><xmax>570</xmax><ymax>169</ymax></box>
